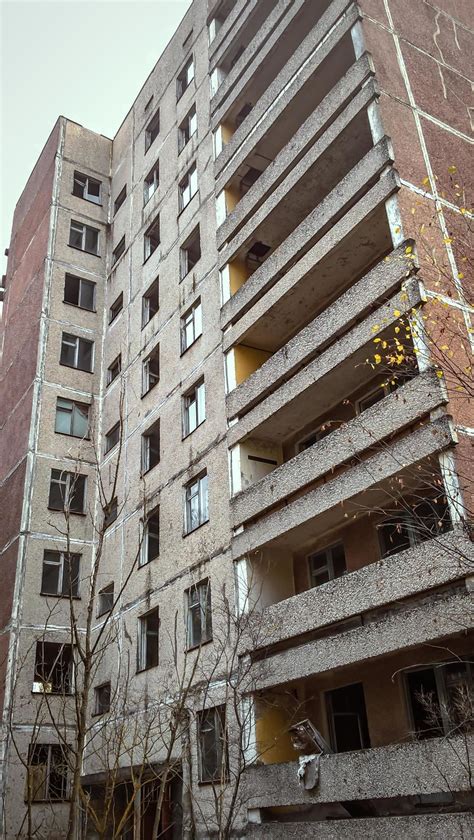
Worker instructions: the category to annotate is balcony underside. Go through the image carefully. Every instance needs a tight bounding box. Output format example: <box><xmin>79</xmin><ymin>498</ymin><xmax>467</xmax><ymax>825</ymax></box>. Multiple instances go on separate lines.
<box><xmin>248</xmin><ymin>814</ymin><xmax>474</xmax><ymax>840</ymax></box>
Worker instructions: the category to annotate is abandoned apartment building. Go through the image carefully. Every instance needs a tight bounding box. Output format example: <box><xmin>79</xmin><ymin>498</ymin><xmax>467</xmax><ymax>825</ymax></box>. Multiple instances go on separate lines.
<box><xmin>0</xmin><ymin>0</ymin><xmax>473</xmax><ymax>837</ymax></box>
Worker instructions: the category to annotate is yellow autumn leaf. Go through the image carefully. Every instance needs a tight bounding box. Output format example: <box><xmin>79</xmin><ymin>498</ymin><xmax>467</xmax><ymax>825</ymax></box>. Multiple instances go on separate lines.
<box><xmin>393</xmin><ymin>309</ymin><xmax>401</xmax><ymax>317</ymax></box>
<box><xmin>447</xmin><ymin>165</ymin><xmax>457</xmax><ymax>174</ymax></box>
<box><xmin>422</xmin><ymin>177</ymin><xmax>430</xmax><ymax>186</ymax></box>
<box><xmin>436</xmin><ymin>370</ymin><xmax>444</xmax><ymax>378</ymax></box>
<box><xmin>374</xmin><ymin>354</ymin><xmax>382</xmax><ymax>364</ymax></box>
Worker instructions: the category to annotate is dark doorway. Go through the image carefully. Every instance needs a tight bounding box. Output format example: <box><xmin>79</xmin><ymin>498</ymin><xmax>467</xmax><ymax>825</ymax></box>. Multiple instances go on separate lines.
<box><xmin>326</xmin><ymin>682</ymin><xmax>371</xmax><ymax>752</ymax></box>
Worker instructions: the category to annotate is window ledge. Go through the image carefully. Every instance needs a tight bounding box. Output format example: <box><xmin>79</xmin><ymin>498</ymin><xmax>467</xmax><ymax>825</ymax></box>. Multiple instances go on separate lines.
<box><xmin>186</xmin><ymin>637</ymin><xmax>213</xmax><ymax>653</ymax></box>
<box><xmin>183</xmin><ymin>518</ymin><xmax>209</xmax><ymax>538</ymax></box>
<box><xmin>54</xmin><ymin>431</ymin><xmax>91</xmax><ymax>441</ymax></box>
<box><xmin>63</xmin><ymin>300</ymin><xmax>96</xmax><ymax>313</ymax></box>
<box><xmin>40</xmin><ymin>592</ymin><xmax>81</xmax><ymax>600</ymax></box>
<box><xmin>68</xmin><ymin>244</ymin><xmax>101</xmax><ymax>257</ymax></box>
<box><xmin>182</xmin><ymin>418</ymin><xmax>206</xmax><ymax>441</ymax></box>
<box><xmin>59</xmin><ymin>361</ymin><xmax>94</xmax><ymax>375</ymax></box>
<box><xmin>180</xmin><ymin>333</ymin><xmax>202</xmax><ymax>357</ymax></box>
<box><xmin>47</xmin><ymin>507</ymin><xmax>87</xmax><ymax>517</ymax></box>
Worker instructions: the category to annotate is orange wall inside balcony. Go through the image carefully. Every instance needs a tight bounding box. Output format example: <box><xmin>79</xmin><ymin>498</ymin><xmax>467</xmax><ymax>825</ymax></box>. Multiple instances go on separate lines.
<box><xmin>234</xmin><ymin>344</ymin><xmax>271</xmax><ymax>385</ymax></box>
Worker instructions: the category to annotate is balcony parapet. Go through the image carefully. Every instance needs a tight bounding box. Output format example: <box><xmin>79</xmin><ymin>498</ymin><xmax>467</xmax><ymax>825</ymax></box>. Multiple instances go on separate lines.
<box><xmin>243</xmin><ymin>736</ymin><xmax>474</xmax><ymax>808</ymax></box>
<box><xmin>241</xmin><ymin>530</ymin><xmax>470</xmax><ymax>654</ymax></box>
<box><xmin>231</xmin><ymin>417</ymin><xmax>455</xmax><ymax>559</ymax></box>
<box><xmin>226</xmin><ymin>243</ymin><xmax>416</xmax><ymax>422</ymax></box>
<box><xmin>248</xmin><ymin>814</ymin><xmax>474</xmax><ymax>840</ymax></box>
<box><xmin>250</xmin><ymin>586</ymin><xmax>472</xmax><ymax>690</ymax></box>
<box><xmin>209</xmin><ymin>0</ymin><xmax>258</xmax><ymax>64</ymax></box>
<box><xmin>221</xmin><ymin>140</ymin><xmax>396</xmax><ymax>330</ymax></box>
<box><xmin>214</xmin><ymin>0</ymin><xmax>358</xmax><ymax>176</ymax></box>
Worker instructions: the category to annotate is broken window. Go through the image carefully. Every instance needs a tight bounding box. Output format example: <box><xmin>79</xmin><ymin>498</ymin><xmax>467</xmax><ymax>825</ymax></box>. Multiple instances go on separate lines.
<box><xmin>114</xmin><ymin>185</ymin><xmax>127</xmax><ymax>215</ymax></box>
<box><xmin>405</xmin><ymin>660</ymin><xmax>473</xmax><ymax>739</ymax></box>
<box><xmin>109</xmin><ymin>292</ymin><xmax>123</xmax><ymax>323</ymax></box>
<box><xmin>378</xmin><ymin>497</ymin><xmax>451</xmax><ymax>558</ymax></box>
<box><xmin>142</xmin><ymin>345</ymin><xmax>160</xmax><ymax>395</ymax></box>
<box><xmin>181</xmin><ymin>299</ymin><xmax>202</xmax><ymax>353</ymax></box>
<box><xmin>41</xmin><ymin>551</ymin><xmax>80</xmax><ymax>598</ymax></box>
<box><xmin>145</xmin><ymin>110</ymin><xmax>160</xmax><ymax>153</ymax></box>
<box><xmin>73</xmin><ymin>171</ymin><xmax>101</xmax><ymax>204</ymax></box>
<box><xmin>308</xmin><ymin>543</ymin><xmax>346</xmax><ymax>588</ymax></box>
<box><xmin>198</xmin><ymin>706</ymin><xmax>227</xmax><ymax>782</ymax></box>
<box><xmin>178</xmin><ymin>104</ymin><xmax>197</xmax><ymax>152</ymax></box>
<box><xmin>63</xmin><ymin>273</ymin><xmax>95</xmax><ymax>311</ymax></box>
<box><xmin>48</xmin><ymin>470</ymin><xmax>86</xmax><ymax>514</ymax></box>
<box><xmin>107</xmin><ymin>354</ymin><xmax>121</xmax><ymax>386</ymax></box>
<box><xmin>326</xmin><ymin>682</ymin><xmax>370</xmax><ymax>753</ymax></box>
<box><xmin>33</xmin><ymin>642</ymin><xmax>73</xmax><ymax>694</ymax></box>
<box><xmin>97</xmin><ymin>583</ymin><xmax>114</xmax><ymax>617</ymax></box>
<box><xmin>55</xmin><ymin>397</ymin><xmax>89</xmax><ymax>438</ymax></box>
<box><xmin>184</xmin><ymin>472</ymin><xmax>208</xmax><ymax>534</ymax></box>
<box><xmin>179</xmin><ymin>163</ymin><xmax>198</xmax><ymax>211</ymax></box>
<box><xmin>180</xmin><ymin>225</ymin><xmax>201</xmax><ymax>279</ymax></box>
<box><xmin>142</xmin><ymin>419</ymin><xmax>160</xmax><ymax>474</ymax></box>
<box><xmin>112</xmin><ymin>236</ymin><xmax>125</xmax><ymax>266</ymax></box>
<box><xmin>94</xmin><ymin>682</ymin><xmax>111</xmax><ymax>715</ymax></box>
<box><xmin>140</xmin><ymin>506</ymin><xmax>160</xmax><ymax>566</ymax></box>
<box><xmin>183</xmin><ymin>379</ymin><xmax>205</xmax><ymax>437</ymax></box>
<box><xmin>27</xmin><ymin>744</ymin><xmax>69</xmax><ymax>801</ymax></box>
<box><xmin>177</xmin><ymin>56</ymin><xmax>194</xmax><ymax>99</ymax></box>
<box><xmin>104</xmin><ymin>498</ymin><xmax>118</xmax><ymax>529</ymax></box>
<box><xmin>105</xmin><ymin>422</ymin><xmax>120</xmax><ymax>454</ymax></box>
<box><xmin>68</xmin><ymin>220</ymin><xmax>100</xmax><ymax>255</ymax></box>
<box><xmin>142</xmin><ymin>278</ymin><xmax>159</xmax><ymax>327</ymax></box>
<box><xmin>186</xmin><ymin>579</ymin><xmax>212</xmax><ymax>649</ymax></box>
<box><xmin>138</xmin><ymin>608</ymin><xmax>159</xmax><ymax>671</ymax></box>
<box><xmin>144</xmin><ymin>217</ymin><xmax>160</xmax><ymax>261</ymax></box>
<box><xmin>144</xmin><ymin>161</ymin><xmax>159</xmax><ymax>203</ymax></box>
<box><xmin>60</xmin><ymin>332</ymin><xmax>94</xmax><ymax>372</ymax></box>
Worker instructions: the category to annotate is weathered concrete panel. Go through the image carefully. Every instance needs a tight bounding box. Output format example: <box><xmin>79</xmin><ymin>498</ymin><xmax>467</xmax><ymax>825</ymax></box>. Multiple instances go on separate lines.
<box><xmin>248</xmin><ymin>813</ymin><xmax>474</xmax><ymax>839</ymax></box>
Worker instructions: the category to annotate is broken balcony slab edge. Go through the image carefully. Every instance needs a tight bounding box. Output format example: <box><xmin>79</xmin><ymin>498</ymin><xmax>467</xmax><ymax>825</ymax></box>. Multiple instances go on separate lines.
<box><xmin>250</xmin><ymin>586</ymin><xmax>472</xmax><ymax>690</ymax></box>
<box><xmin>214</xmin><ymin>0</ymin><xmax>359</xmax><ymax>177</ymax></box>
<box><xmin>247</xmin><ymin>813</ymin><xmax>474</xmax><ymax>840</ymax></box>
<box><xmin>221</xmin><ymin>169</ymin><xmax>401</xmax><ymax>350</ymax></box>
<box><xmin>216</xmin><ymin>59</ymin><xmax>378</xmax><ymax>246</ymax></box>
<box><xmin>240</xmin><ymin>530</ymin><xmax>471</xmax><ymax>654</ymax></box>
<box><xmin>230</xmin><ymin>417</ymin><xmax>455</xmax><ymax>559</ymax></box>
<box><xmin>230</xmin><ymin>368</ymin><xmax>446</xmax><ymax>527</ymax></box>
<box><xmin>227</xmin><ymin>279</ymin><xmax>423</xmax><ymax>451</ymax></box>
<box><xmin>226</xmin><ymin>241</ymin><xmax>417</xmax><ymax>422</ymax></box>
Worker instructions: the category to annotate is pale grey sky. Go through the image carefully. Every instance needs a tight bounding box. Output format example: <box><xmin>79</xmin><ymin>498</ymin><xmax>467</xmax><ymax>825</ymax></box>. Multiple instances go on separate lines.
<box><xmin>1</xmin><ymin>0</ymin><xmax>192</xmax><ymax>275</ymax></box>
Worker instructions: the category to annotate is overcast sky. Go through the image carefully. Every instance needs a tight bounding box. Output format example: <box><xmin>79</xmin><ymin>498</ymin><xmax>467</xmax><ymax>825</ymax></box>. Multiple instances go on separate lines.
<box><xmin>1</xmin><ymin>0</ymin><xmax>192</xmax><ymax>275</ymax></box>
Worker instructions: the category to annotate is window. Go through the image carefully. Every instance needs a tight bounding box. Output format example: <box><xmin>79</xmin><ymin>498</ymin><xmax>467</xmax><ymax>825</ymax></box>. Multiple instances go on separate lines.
<box><xmin>142</xmin><ymin>419</ymin><xmax>160</xmax><ymax>474</ymax></box>
<box><xmin>109</xmin><ymin>292</ymin><xmax>123</xmax><ymax>323</ymax></box>
<box><xmin>144</xmin><ymin>162</ymin><xmax>159</xmax><ymax>203</ymax></box>
<box><xmin>68</xmin><ymin>220</ymin><xmax>100</xmax><ymax>255</ymax></box>
<box><xmin>114</xmin><ymin>185</ymin><xmax>127</xmax><ymax>215</ymax></box>
<box><xmin>142</xmin><ymin>345</ymin><xmax>160</xmax><ymax>395</ymax></box>
<box><xmin>98</xmin><ymin>583</ymin><xmax>114</xmax><ymax>616</ymax></box>
<box><xmin>145</xmin><ymin>110</ymin><xmax>160</xmax><ymax>152</ymax></box>
<box><xmin>138</xmin><ymin>608</ymin><xmax>159</xmax><ymax>671</ymax></box>
<box><xmin>183</xmin><ymin>379</ymin><xmax>205</xmax><ymax>436</ymax></box>
<box><xmin>356</xmin><ymin>383</ymin><xmax>392</xmax><ymax>414</ymax></box>
<box><xmin>326</xmin><ymin>683</ymin><xmax>370</xmax><ymax>753</ymax></box>
<box><xmin>179</xmin><ymin>164</ymin><xmax>198</xmax><ymax>211</ymax></box>
<box><xmin>144</xmin><ymin>217</ymin><xmax>160</xmax><ymax>261</ymax></box>
<box><xmin>378</xmin><ymin>497</ymin><xmax>451</xmax><ymax>558</ymax></box>
<box><xmin>177</xmin><ymin>56</ymin><xmax>194</xmax><ymax>99</ymax></box>
<box><xmin>181</xmin><ymin>299</ymin><xmax>202</xmax><ymax>353</ymax></box>
<box><xmin>73</xmin><ymin>171</ymin><xmax>101</xmax><ymax>204</ymax></box>
<box><xmin>48</xmin><ymin>470</ymin><xmax>86</xmax><ymax>514</ymax></box>
<box><xmin>178</xmin><ymin>105</ymin><xmax>197</xmax><ymax>152</ymax></box>
<box><xmin>308</xmin><ymin>544</ymin><xmax>346</xmax><ymax>588</ymax></box>
<box><xmin>180</xmin><ymin>225</ymin><xmax>201</xmax><ymax>279</ymax></box>
<box><xmin>27</xmin><ymin>744</ymin><xmax>69</xmax><ymax>801</ymax></box>
<box><xmin>184</xmin><ymin>472</ymin><xmax>208</xmax><ymax>534</ymax></box>
<box><xmin>104</xmin><ymin>498</ymin><xmax>118</xmax><ymax>529</ymax></box>
<box><xmin>55</xmin><ymin>398</ymin><xmax>89</xmax><ymax>438</ymax></box>
<box><xmin>63</xmin><ymin>273</ymin><xmax>95</xmax><ymax>311</ymax></box>
<box><xmin>105</xmin><ymin>422</ymin><xmax>120</xmax><ymax>454</ymax></box>
<box><xmin>112</xmin><ymin>236</ymin><xmax>125</xmax><ymax>266</ymax></box>
<box><xmin>142</xmin><ymin>278</ymin><xmax>159</xmax><ymax>327</ymax></box>
<box><xmin>246</xmin><ymin>241</ymin><xmax>271</xmax><ymax>271</ymax></box>
<box><xmin>60</xmin><ymin>333</ymin><xmax>94</xmax><ymax>372</ymax></box>
<box><xmin>33</xmin><ymin>642</ymin><xmax>73</xmax><ymax>694</ymax></box>
<box><xmin>141</xmin><ymin>506</ymin><xmax>160</xmax><ymax>566</ymax></box>
<box><xmin>41</xmin><ymin>551</ymin><xmax>80</xmax><ymax>598</ymax></box>
<box><xmin>186</xmin><ymin>579</ymin><xmax>212</xmax><ymax>649</ymax></box>
<box><xmin>405</xmin><ymin>660</ymin><xmax>473</xmax><ymax>739</ymax></box>
<box><xmin>107</xmin><ymin>354</ymin><xmax>121</xmax><ymax>386</ymax></box>
<box><xmin>198</xmin><ymin>706</ymin><xmax>227</xmax><ymax>782</ymax></box>
<box><xmin>94</xmin><ymin>682</ymin><xmax>111</xmax><ymax>715</ymax></box>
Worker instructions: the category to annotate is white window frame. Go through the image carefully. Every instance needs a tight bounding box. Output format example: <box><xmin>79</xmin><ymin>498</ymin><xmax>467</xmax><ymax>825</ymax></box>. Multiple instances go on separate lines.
<box><xmin>97</xmin><ymin>583</ymin><xmax>114</xmax><ymax>616</ymax></box>
<box><xmin>142</xmin><ymin>346</ymin><xmax>160</xmax><ymax>395</ymax></box>
<box><xmin>307</xmin><ymin>543</ymin><xmax>346</xmax><ymax>588</ymax></box>
<box><xmin>178</xmin><ymin>105</ymin><xmax>197</xmax><ymax>152</ymax></box>
<box><xmin>184</xmin><ymin>472</ymin><xmax>209</xmax><ymax>534</ymax></box>
<box><xmin>41</xmin><ymin>551</ymin><xmax>80</xmax><ymax>597</ymax></box>
<box><xmin>179</xmin><ymin>164</ymin><xmax>198</xmax><ymax>211</ymax></box>
<box><xmin>141</xmin><ymin>422</ymin><xmax>160</xmax><ymax>474</ymax></box>
<box><xmin>183</xmin><ymin>379</ymin><xmax>205</xmax><ymax>437</ymax></box>
<box><xmin>60</xmin><ymin>333</ymin><xmax>94</xmax><ymax>372</ymax></box>
<box><xmin>177</xmin><ymin>56</ymin><xmax>194</xmax><ymax>99</ymax></box>
<box><xmin>181</xmin><ymin>299</ymin><xmax>202</xmax><ymax>353</ymax></box>
<box><xmin>55</xmin><ymin>397</ymin><xmax>89</xmax><ymax>438</ymax></box>
<box><xmin>107</xmin><ymin>355</ymin><xmax>121</xmax><ymax>386</ymax></box>
<box><xmin>73</xmin><ymin>171</ymin><xmax>102</xmax><ymax>204</ymax></box>
<box><xmin>144</xmin><ymin>162</ymin><xmax>159</xmax><ymax>204</ymax></box>
<box><xmin>140</xmin><ymin>508</ymin><xmax>160</xmax><ymax>567</ymax></box>
<box><xmin>186</xmin><ymin>579</ymin><xmax>212</xmax><ymax>649</ymax></box>
<box><xmin>142</xmin><ymin>278</ymin><xmax>159</xmax><ymax>327</ymax></box>
<box><xmin>137</xmin><ymin>609</ymin><xmax>159</xmax><ymax>671</ymax></box>
<box><xmin>69</xmin><ymin>221</ymin><xmax>100</xmax><ymax>255</ymax></box>
<box><xmin>63</xmin><ymin>273</ymin><xmax>96</xmax><ymax>310</ymax></box>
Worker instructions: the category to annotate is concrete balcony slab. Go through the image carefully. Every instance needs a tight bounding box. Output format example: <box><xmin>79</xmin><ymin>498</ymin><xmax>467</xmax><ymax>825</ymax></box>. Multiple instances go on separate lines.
<box><xmin>248</xmin><ymin>814</ymin><xmax>474</xmax><ymax>840</ymax></box>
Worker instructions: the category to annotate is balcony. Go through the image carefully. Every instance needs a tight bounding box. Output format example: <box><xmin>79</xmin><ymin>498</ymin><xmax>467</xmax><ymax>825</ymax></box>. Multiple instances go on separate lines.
<box><xmin>248</xmin><ymin>814</ymin><xmax>473</xmax><ymax>840</ymax></box>
<box><xmin>214</xmin><ymin>0</ymin><xmax>360</xmax><ymax>170</ymax></box>
<box><xmin>243</xmin><ymin>737</ymin><xmax>474</xmax><ymax>809</ymax></box>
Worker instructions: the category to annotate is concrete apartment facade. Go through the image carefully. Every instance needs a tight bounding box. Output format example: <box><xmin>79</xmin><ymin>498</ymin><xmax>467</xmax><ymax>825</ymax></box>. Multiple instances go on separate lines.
<box><xmin>1</xmin><ymin>0</ymin><xmax>473</xmax><ymax>838</ymax></box>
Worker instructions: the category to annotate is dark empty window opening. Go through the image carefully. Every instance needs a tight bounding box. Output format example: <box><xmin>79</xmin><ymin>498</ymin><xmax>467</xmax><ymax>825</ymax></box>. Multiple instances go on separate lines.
<box><xmin>107</xmin><ymin>355</ymin><xmax>121</xmax><ymax>386</ymax></box>
<box><xmin>308</xmin><ymin>543</ymin><xmax>346</xmax><ymax>588</ymax></box>
<box><xmin>138</xmin><ymin>608</ymin><xmax>159</xmax><ymax>671</ymax></box>
<box><xmin>142</xmin><ymin>346</ymin><xmax>160</xmax><ymax>395</ymax></box>
<box><xmin>179</xmin><ymin>164</ymin><xmax>198</xmax><ymax>211</ymax></box>
<box><xmin>48</xmin><ymin>470</ymin><xmax>86</xmax><ymax>514</ymax></box>
<box><xmin>114</xmin><ymin>185</ymin><xmax>127</xmax><ymax>215</ymax></box>
<box><xmin>142</xmin><ymin>419</ymin><xmax>160</xmax><ymax>474</ymax></box>
<box><xmin>246</xmin><ymin>241</ymin><xmax>271</xmax><ymax>272</ymax></box>
<box><xmin>239</xmin><ymin>166</ymin><xmax>262</xmax><ymax>198</ymax></box>
<box><xmin>73</xmin><ymin>171</ymin><xmax>101</xmax><ymax>204</ymax></box>
<box><xmin>41</xmin><ymin>551</ymin><xmax>80</xmax><ymax>598</ymax></box>
<box><xmin>235</xmin><ymin>102</ymin><xmax>253</xmax><ymax>129</ymax></box>
<box><xmin>105</xmin><ymin>422</ymin><xmax>120</xmax><ymax>454</ymax></box>
<box><xmin>69</xmin><ymin>221</ymin><xmax>99</xmax><ymax>255</ymax></box>
<box><xmin>97</xmin><ymin>583</ymin><xmax>114</xmax><ymax>616</ymax></box>
<box><xmin>405</xmin><ymin>660</ymin><xmax>473</xmax><ymax>739</ymax></box>
<box><xmin>326</xmin><ymin>682</ymin><xmax>370</xmax><ymax>753</ymax></box>
<box><xmin>177</xmin><ymin>56</ymin><xmax>194</xmax><ymax>100</ymax></box>
<box><xmin>144</xmin><ymin>162</ymin><xmax>159</xmax><ymax>203</ymax></box>
<box><xmin>378</xmin><ymin>496</ymin><xmax>452</xmax><ymax>559</ymax></box>
<box><xmin>180</xmin><ymin>226</ymin><xmax>201</xmax><ymax>279</ymax></box>
<box><xmin>142</xmin><ymin>278</ymin><xmax>159</xmax><ymax>327</ymax></box>
<box><xmin>144</xmin><ymin>218</ymin><xmax>160</xmax><ymax>261</ymax></box>
<box><xmin>109</xmin><ymin>292</ymin><xmax>123</xmax><ymax>323</ymax></box>
<box><xmin>112</xmin><ymin>236</ymin><xmax>125</xmax><ymax>266</ymax></box>
<box><xmin>94</xmin><ymin>682</ymin><xmax>111</xmax><ymax>715</ymax></box>
<box><xmin>104</xmin><ymin>498</ymin><xmax>118</xmax><ymax>529</ymax></box>
<box><xmin>64</xmin><ymin>273</ymin><xmax>95</xmax><ymax>311</ymax></box>
<box><xmin>145</xmin><ymin>110</ymin><xmax>160</xmax><ymax>153</ymax></box>
<box><xmin>198</xmin><ymin>706</ymin><xmax>227</xmax><ymax>782</ymax></box>
<box><xmin>60</xmin><ymin>333</ymin><xmax>94</xmax><ymax>372</ymax></box>
<box><xmin>34</xmin><ymin>642</ymin><xmax>73</xmax><ymax>694</ymax></box>
<box><xmin>141</xmin><ymin>507</ymin><xmax>160</xmax><ymax>566</ymax></box>
<box><xmin>27</xmin><ymin>743</ymin><xmax>69</xmax><ymax>801</ymax></box>
<box><xmin>178</xmin><ymin>105</ymin><xmax>197</xmax><ymax>152</ymax></box>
